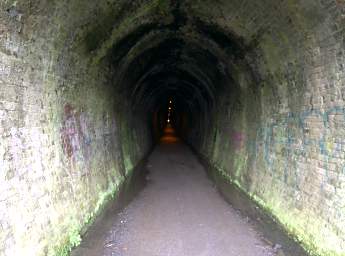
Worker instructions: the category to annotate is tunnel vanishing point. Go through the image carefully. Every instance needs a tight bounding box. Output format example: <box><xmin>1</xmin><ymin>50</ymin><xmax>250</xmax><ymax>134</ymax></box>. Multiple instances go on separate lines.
<box><xmin>1</xmin><ymin>0</ymin><xmax>345</xmax><ymax>255</ymax></box>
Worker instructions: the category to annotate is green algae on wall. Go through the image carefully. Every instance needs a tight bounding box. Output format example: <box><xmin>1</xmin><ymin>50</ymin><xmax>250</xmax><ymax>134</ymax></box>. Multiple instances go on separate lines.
<box><xmin>186</xmin><ymin>0</ymin><xmax>345</xmax><ymax>255</ymax></box>
<box><xmin>210</xmin><ymin>163</ymin><xmax>343</xmax><ymax>256</ymax></box>
<box><xmin>0</xmin><ymin>0</ymin><xmax>152</xmax><ymax>255</ymax></box>
<box><xmin>49</xmin><ymin>177</ymin><xmax>124</xmax><ymax>256</ymax></box>
<box><xmin>2</xmin><ymin>0</ymin><xmax>345</xmax><ymax>255</ymax></box>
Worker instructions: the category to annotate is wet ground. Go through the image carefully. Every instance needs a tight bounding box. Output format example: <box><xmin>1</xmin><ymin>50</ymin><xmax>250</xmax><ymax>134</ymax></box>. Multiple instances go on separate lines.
<box><xmin>72</xmin><ymin>125</ymin><xmax>307</xmax><ymax>256</ymax></box>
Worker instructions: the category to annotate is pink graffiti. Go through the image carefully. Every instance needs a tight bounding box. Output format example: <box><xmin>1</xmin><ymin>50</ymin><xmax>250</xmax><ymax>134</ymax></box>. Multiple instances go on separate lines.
<box><xmin>232</xmin><ymin>131</ymin><xmax>245</xmax><ymax>150</ymax></box>
<box><xmin>60</xmin><ymin>104</ymin><xmax>92</xmax><ymax>172</ymax></box>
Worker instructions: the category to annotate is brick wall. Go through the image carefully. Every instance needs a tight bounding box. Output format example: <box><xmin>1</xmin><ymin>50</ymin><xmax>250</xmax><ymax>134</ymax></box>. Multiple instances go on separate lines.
<box><xmin>188</xmin><ymin>0</ymin><xmax>345</xmax><ymax>255</ymax></box>
<box><xmin>1</xmin><ymin>0</ymin><xmax>345</xmax><ymax>255</ymax></box>
<box><xmin>0</xmin><ymin>0</ymin><xmax>151</xmax><ymax>255</ymax></box>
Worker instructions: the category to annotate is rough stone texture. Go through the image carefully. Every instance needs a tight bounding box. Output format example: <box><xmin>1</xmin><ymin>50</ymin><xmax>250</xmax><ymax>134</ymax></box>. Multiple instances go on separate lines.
<box><xmin>1</xmin><ymin>0</ymin><xmax>345</xmax><ymax>255</ymax></box>
<box><xmin>187</xmin><ymin>1</ymin><xmax>345</xmax><ymax>255</ymax></box>
<box><xmin>0</xmin><ymin>1</ymin><xmax>151</xmax><ymax>255</ymax></box>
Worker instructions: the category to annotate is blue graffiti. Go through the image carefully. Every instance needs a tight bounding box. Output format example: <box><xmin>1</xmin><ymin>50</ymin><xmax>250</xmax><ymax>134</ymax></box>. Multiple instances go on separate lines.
<box><xmin>252</xmin><ymin>106</ymin><xmax>345</xmax><ymax>191</ymax></box>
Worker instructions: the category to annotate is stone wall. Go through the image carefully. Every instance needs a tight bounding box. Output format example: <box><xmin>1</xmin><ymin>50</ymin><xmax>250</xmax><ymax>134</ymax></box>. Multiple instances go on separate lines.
<box><xmin>0</xmin><ymin>1</ymin><xmax>151</xmax><ymax>255</ymax></box>
<box><xmin>189</xmin><ymin>1</ymin><xmax>345</xmax><ymax>255</ymax></box>
<box><xmin>1</xmin><ymin>0</ymin><xmax>345</xmax><ymax>255</ymax></box>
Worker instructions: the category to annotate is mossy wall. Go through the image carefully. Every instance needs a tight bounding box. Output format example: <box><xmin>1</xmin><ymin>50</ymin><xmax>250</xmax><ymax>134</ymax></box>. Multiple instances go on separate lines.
<box><xmin>187</xmin><ymin>1</ymin><xmax>345</xmax><ymax>255</ymax></box>
<box><xmin>0</xmin><ymin>1</ymin><xmax>151</xmax><ymax>255</ymax></box>
<box><xmin>1</xmin><ymin>0</ymin><xmax>345</xmax><ymax>255</ymax></box>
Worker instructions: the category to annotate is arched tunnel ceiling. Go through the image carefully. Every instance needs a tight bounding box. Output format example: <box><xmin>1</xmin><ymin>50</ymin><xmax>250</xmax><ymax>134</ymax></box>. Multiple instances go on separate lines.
<box><xmin>1</xmin><ymin>0</ymin><xmax>345</xmax><ymax>255</ymax></box>
<box><xmin>44</xmin><ymin>0</ymin><xmax>341</xmax><ymax>134</ymax></box>
<box><xmin>72</xmin><ymin>0</ymin><xmax>333</xmax><ymax>122</ymax></box>
<box><xmin>80</xmin><ymin>0</ymin><xmax>252</xmax><ymax>120</ymax></box>
<box><xmin>40</xmin><ymin>0</ymin><xmax>335</xmax><ymax>129</ymax></box>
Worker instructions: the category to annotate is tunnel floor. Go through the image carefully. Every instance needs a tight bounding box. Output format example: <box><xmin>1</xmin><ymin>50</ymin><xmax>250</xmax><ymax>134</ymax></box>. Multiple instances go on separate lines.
<box><xmin>72</xmin><ymin>126</ymin><xmax>277</xmax><ymax>256</ymax></box>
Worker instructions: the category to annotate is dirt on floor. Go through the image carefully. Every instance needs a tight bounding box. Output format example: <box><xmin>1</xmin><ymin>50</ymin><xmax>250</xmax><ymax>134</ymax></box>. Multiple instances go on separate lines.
<box><xmin>72</xmin><ymin>126</ymin><xmax>293</xmax><ymax>256</ymax></box>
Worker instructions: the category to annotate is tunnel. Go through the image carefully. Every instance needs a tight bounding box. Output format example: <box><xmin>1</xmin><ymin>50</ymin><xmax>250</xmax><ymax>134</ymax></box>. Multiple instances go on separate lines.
<box><xmin>1</xmin><ymin>0</ymin><xmax>345</xmax><ymax>255</ymax></box>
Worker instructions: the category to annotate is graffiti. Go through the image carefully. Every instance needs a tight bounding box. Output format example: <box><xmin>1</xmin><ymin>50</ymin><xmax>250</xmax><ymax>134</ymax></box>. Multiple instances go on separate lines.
<box><xmin>100</xmin><ymin>111</ymin><xmax>121</xmax><ymax>175</ymax></box>
<box><xmin>232</xmin><ymin>131</ymin><xmax>245</xmax><ymax>150</ymax></box>
<box><xmin>79</xmin><ymin>111</ymin><xmax>92</xmax><ymax>162</ymax></box>
<box><xmin>61</xmin><ymin>104</ymin><xmax>79</xmax><ymax>159</ymax></box>
<box><xmin>249</xmin><ymin>106</ymin><xmax>345</xmax><ymax>191</ymax></box>
<box><xmin>60</xmin><ymin>104</ymin><xmax>93</xmax><ymax>175</ymax></box>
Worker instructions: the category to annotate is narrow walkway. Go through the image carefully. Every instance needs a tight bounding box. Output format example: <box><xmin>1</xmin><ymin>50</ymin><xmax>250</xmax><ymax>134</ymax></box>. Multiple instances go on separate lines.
<box><xmin>73</xmin><ymin>126</ymin><xmax>276</xmax><ymax>256</ymax></box>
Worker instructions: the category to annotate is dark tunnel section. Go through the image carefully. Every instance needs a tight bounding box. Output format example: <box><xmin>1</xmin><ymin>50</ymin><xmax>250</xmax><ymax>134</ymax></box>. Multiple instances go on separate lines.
<box><xmin>106</xmin><ymin>20</ymin><xmax>248</xmax><ymax>146</ymax></box>
<box><xmin>3</xmin><ymin>0</ymin><xmax>345</xmax><ymax>254</ymax></box>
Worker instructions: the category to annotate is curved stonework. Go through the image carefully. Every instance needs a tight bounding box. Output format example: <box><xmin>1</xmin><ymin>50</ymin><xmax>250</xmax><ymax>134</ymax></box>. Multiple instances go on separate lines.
<box><xmin>0</xmin><ymin>0</ymin><xmax>344</xmax><ymax>255</ymax></box>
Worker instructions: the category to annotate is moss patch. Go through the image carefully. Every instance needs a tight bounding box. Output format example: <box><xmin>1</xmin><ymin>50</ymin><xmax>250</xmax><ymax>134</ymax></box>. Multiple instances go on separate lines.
<box><xmin>210</xmin><ymin>163</ymin><xmax>343</xmax><ymax>256</ymax></box>
<box><xmin>48</xmin><ymin>178</ymin><xmax>124</xmax><ymax>256</ymax></box>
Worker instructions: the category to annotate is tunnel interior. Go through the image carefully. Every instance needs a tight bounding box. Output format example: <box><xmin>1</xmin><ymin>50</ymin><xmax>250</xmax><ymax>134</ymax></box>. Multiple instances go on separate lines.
<box><xmin>1</xmin><ymin>0</ymin><xmax>345</xmax><ymax>255</ymax></box>
<box><xmin>108</xmin><ymin>20</ymin><xmax>242</xmax><ymax>144</ymax></box>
